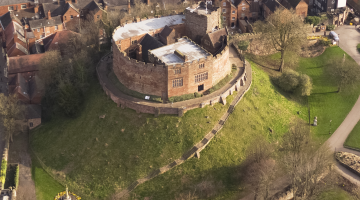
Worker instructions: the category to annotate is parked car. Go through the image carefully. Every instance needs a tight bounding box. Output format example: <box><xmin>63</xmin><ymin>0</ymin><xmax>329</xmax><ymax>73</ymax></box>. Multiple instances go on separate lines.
<box><xmin>329</xmin><ymin>31</ymin><xmax>339</xmax><ymax>41</ymax></box>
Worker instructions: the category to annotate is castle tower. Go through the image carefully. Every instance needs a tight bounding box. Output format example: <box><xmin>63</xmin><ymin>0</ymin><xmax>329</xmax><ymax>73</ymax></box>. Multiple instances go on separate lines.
<box><xmin>184</xmin><ymin>2</ymin><xmax>220</xmax><ymax>43</ymax></box>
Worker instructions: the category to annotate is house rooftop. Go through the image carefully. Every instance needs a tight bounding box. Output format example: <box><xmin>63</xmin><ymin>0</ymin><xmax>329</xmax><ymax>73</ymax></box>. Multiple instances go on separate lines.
<box><xmin>0</xmin><ymin>0</ymin><xmax>31</xmax><ymax>6</ymax></box>
<box><xmin>113</xmin><ymin>15</ymin><xmax>185</xmax><ymax>42</ymax></box>
<box><xmin>149</xmin><ymin>38</ymin><xmax>210</xmax><ymax>65</ymax></box>
<box><xmin>29</xmin><ymin>15</ymin><xmax>62</xmax><ymax>29</ymax></box>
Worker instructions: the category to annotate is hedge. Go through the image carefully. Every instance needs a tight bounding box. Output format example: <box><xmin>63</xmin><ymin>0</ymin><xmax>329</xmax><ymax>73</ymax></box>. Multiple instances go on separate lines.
<box><xmin>357</xmin><ymin>44</ymin><xmax>360</xmax><ymax>53</ymax></box>
<box><xmin>14</xmin><ymin>164</ymin><xmax>19</xmax><ymax>189</ymax></box>
<box><xmin>0</xmin><ymin>159</ymin><xmax>7</xmax><ymax>189</ymax></box>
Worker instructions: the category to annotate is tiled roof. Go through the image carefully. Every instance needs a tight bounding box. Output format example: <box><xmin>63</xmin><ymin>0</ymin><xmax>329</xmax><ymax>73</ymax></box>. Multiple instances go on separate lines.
<box><xmin>42</xmin><ymin>2</ymin><xmax>67</xmax><ymax>17</ymax></box>
<box><xmin>83</xmin><ymin>0</ymin><xmax>101</xmax><ymax>15</ymax></box>
<box><xmin>29</xmin><ymin>15</ymin><xmax>62</xmax><ymax>29</ymax></box>
<box><xmin>43</xmin><ymin>30</ymin><xmax>80</xmax><ymax>51</ymax></box>
<box><xmin>103</xmin><ymin>0</ymin><xmax>130</xmax><ymax>6</ymax></box>
<box><xmin>207</xmin><ymin>28</ymin><xmax>227</xmax><ymax>47</ymax></box>
<box><xmin>0</xmin><ymin>0</ymin><xmax>31</xmax><ymax>6</ymax></box>
<box><xmin>8</xmin><ymin>54</ymin><xmax>45</xmax><ymax>74</ymax></box>
<box><xmin>25</xmin><ymin>104</ymin><xmax>41</xmax><ymax>119</ymax></box>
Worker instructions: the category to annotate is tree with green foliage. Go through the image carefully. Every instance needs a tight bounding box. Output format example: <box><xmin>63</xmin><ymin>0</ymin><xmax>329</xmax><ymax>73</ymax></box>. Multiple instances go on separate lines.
<box><xmin>325</xmin><ymin>56</ymin><xmax>360</xmax><ymax>92</ymax></box>
<box><xmin>274</xmin><ymin>69</ymin><xmax>312</xmax><ymax>96</ymax></box>
<box><xmin>305</xmin><ymin>16</ymin><xmax>321</xmax><ymax>25</ymax></box>
<box><xmin>0</xmin><ymin>94</ymin><xmax>24</xmax><ymax>142</ymax></box>
<box><xmin>326</xmin><ymin>24</ymin><xmax>335</xmax><ymax>31</ymax></box>
<box><xmin>238</xmin><ymin>40</ymin><xmax>250</xmax><ymax>51</ymax></box>
<box><xmin>254</xmin><ymin>8</ymin><xmax>307</xmax><ymax>72</ymax></box>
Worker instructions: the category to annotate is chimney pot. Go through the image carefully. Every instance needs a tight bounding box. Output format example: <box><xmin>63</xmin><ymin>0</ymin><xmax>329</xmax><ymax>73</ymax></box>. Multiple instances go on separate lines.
<box><xmin>48</xmin><ymin>10</ymin><xmax>51</xmax><ymax>19</ymax></box>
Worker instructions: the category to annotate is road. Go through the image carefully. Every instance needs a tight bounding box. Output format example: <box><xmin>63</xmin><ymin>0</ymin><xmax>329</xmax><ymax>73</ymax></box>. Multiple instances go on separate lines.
<box><xmin>336</xmin><ymin>25</ymin><xmax>360</xmax><ymax>64</ymax></box>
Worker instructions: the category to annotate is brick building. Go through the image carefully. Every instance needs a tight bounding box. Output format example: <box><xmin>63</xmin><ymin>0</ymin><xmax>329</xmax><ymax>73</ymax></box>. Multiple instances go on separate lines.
<box><xmin>29</xmin><ymin>15</ymin><xmax>64</xmax><ymax>39</ymax></box>
<box><xmin>0</xmin><ymin>0</ymin><xmax>32</xmax><ymax>16</ymax></box>
<box><xmin>220</xmin><ymin>0</ymin><xmax>238</xmax><ymax>27</ymax></box>
<box><xmin>112</xmin><ymin>3</ymin><xmax>230</xmax><ymax>100</ymax></box>
<box><xmin>263</xmin><ymin>0</ymin><xmax>308</xmax><ymax>18</ymax></box>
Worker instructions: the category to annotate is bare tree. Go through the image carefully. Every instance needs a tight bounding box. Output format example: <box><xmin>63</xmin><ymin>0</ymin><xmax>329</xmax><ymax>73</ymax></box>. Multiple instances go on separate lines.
<box><xmin>279</xmin><ymin>119</ymin><xmax>333</xmax><ymax>200</ymax></box>
<box><xmin>243</xmin><ymin>135</ymin><xmax>277</xmax><ymax>200</ymax></box>
<box><xmin>254</xmin><ymin>8</ymin><xmax>307</xmax><ymax>72</ymax></box>
<box><xmin>324</xmin><ymin>55</ymin><xmax>360</xmax><ymax>92</ymax></box>
<box><xmin>0</xmin><ymin>94</ymin><xmax>24</xmax><ymax>142</ymax></box>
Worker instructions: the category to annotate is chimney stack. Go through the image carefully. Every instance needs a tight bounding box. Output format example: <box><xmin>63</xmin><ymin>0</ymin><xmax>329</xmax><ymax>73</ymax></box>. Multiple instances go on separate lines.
<box><xmin>128</xmin><ymin>0</ymin><xmax>131</xmax><ymax>14</ymax></box>
<box><xmin>147</xmin><ymin>0</ymin><xmax>150</xmax><ymax>5</ymax></box>
<box><xmin>58</xmin><ymin>0</ymin><xmax>60</xmax><ymax>5</ymax></box>
<box><xmin>34</xmin><ymin>4</ymin><xmax>39</xmax><ymax>13</ymax></box>
<box><xmin>48</xmin><ymin>10</ymin><xmax>51</xmax><ymax>19</ymax></box>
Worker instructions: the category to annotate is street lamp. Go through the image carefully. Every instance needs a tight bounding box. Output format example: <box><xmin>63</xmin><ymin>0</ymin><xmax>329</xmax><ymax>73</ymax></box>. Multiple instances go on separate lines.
<box><xmin>329</xmin><ymin>120</ymin><xmax>332</xmax><ymax>134</ymax></box>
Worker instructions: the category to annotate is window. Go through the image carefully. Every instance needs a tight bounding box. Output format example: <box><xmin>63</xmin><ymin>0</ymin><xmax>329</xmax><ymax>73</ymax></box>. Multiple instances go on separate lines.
<box><xmin>29</xmin><ymin>122</ymin><xmax>33</xmax><ymax>127</ymax></box>
<box><xmin>43</xmin><ymin>27</ymin><xmax>45</xmax><ymax>32</ymax></box>
<box><xmin>241</xmin><ymin>13</ymin><xmax>245</xmax><ymax>18</ymax></box>
<box><xmin>205</xmin><ymin>40</ymin><xmax>210</xmax><ymax>46</ymax></box>
<box><xmin>64</xmin><ymin>16</ymin><xmax>67</xmax><ymax>20</ymax></box>
<box><xmin>199</xmin><ymin>63</ymin><xmax>205</xmax><ymax>68</ymax></box>
<box><xmin>222</xmin><ymin>8</ymin><xmax>226</xmax><ymax>13</ymax></box>
<box><xmin>97</xmin><ymin>15</ymin><xmax>100</xmax><ymax>19</ymax></box>
<box><xmin>8</xmin><ymin>6</ymin><xmax>14</xmax><ymax>11</ymax></box>
<box><xmin>223</xmin><ymin>2</ymin><xmax>226</xmax><ymax>6</ymax></box>
<box><xmin>172</xmin><ymin>78</ymin><xmax>183</xmax><ymax>87</ymax></box>
<box><xmin>223</xmin><ymin>16</ymin><xmax>226</xmax><ymax>21</ymax></box>
<box><xmin>70</xmin><ymin>15</ymin><xmax>73</xmax><ymax>19</ymax></box>
<box><xmin>232</xmin><ymin>17</ymin><xmax>235</xmax><ymax>20</ymax></box>
<box><xmin>55</xmin><ymin>25</ymin><xmax>58</xmax><ymax>30</ymax></box>
<box><xmin>37</xmin><ymin>28</ymin><xmax>40</xmax><ymax>32</ymax></box>
<box><xmin>195</xmin><ymin>72</ymin><xmax>208</xmax><ymax>83</ymax></box>
<box><xmin>131</xmin><ymin>40</ymin><xmax>137</xmax><ymax>44</ymax></box>
<box><xmin>21</xmin><ymin>4</ymin><xmax>26</xmax><ymax>9</ymax></box>
<box><xmin>242</xmin><ymin>7</ymin><xmax>246</xmax><ymax>11</ymax></box>
<box><xmin>174</xmin><ymin>68</ymin><xmax>181</xmax><ymax>74</ymax></box>
<box><xmin>232</xmin><ymin>10</ymin><xmax>235</xmax><ymax>14</ymax></box>
<box><xmin>252</xmin><ymin>13</ymin><xmax>256</xmax><ymax>17</ymax></box>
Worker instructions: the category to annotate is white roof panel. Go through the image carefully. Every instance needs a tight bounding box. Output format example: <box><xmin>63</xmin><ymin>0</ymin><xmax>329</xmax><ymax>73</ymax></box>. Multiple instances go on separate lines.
<box><xmin>149</xmin><ymin>38</ymin><xmax>210</xmax><ymax>65</ymax></box>
<box><xmin>113</xmin><ymin>15</ymin><xmax>185</xmax><ymax>41</ymax></box>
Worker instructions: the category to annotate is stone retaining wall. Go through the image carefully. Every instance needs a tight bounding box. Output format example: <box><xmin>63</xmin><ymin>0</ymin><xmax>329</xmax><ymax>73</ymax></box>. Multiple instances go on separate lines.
<box><xmin>97</xmin><ymin>49</ymin><xmax>248</xmax><ymax>116</ymax></box>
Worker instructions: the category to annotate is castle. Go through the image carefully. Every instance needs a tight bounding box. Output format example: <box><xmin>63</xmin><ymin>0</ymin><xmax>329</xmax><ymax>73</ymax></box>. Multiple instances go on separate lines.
<box><xmin>112</xmin><ymin>2</ymin><xmax>231</xmax><ymax>101</ymax></box>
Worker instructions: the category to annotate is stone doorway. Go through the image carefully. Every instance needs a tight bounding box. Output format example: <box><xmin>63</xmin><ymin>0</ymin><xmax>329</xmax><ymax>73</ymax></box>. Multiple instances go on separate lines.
<box><xmin>198</xmin><ymin>84</ymin><xmax>204</xmax><ymax>92</ymax></box>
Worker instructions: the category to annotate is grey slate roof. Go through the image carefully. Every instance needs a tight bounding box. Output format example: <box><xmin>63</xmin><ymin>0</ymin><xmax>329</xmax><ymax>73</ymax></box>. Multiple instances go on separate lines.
<box><xmin>103</xmin><ymin>0</ymin><xmax>130</xmax><ymax>6</ymax></box>
<box><xmin>29</xmin><ymin>15</ymin><xmax>62</xmax><ymax>29</ymax></box>
<box><xmin>0</xmin><ymin>12</ymin><xmax>12</xmax><ymax>30</ymax></box>
<box><xmin>0</xmin><ymin>0</ymin><xmax>31</xmax><ymax>6</ymax></box>
<box><xmin>159</xmin><ymin>25</ymin><xmax>173</xmax><ymax>38</ymax></box>
<box><xmin>25</xmin><ymin>104</ymin><xmax>41</xmax><ymax>119</ymax></box>
<box><xmin>83</xmin><ymin>0</ymin><xmax>100</xmax><ymax>14</ymax></box>
<box><xmin>140</xmin><ymin>34</ymin><xmax>164</xmax><ymax>63</ymax></box>
<box><xmin>42</xmin><ymin>2</ymin><xmax>67</xmax><ymax>17</ymax></box>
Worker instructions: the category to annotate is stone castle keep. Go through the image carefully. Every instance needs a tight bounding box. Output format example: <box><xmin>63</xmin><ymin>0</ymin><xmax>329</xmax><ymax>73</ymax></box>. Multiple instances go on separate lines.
<box><xmin>112</xmin><ymin>3</ymin><xmax>230</xmax><ymax>100</ymax></box>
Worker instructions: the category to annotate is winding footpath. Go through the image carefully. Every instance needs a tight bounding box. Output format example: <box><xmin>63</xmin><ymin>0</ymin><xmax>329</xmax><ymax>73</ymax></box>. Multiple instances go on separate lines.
<box><xmin>326</xmin><ymin>96</ymin><xmax>360</xmax><ymax>185</ymax></box>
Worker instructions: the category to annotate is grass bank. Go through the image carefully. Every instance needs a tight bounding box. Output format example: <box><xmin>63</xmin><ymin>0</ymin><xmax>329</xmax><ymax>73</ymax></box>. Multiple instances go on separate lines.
<box><xmin>344</xmin><ymin>121</ymin><xmax>360</xmax><ymax>149</ymax></box>
<box><xmin>30</xmin><ymin>80</ymin><xmax>235</xmax><ymax>199</ymax></box>
<box><xmin>129</xmin><ymin>62</ymin><xmax>307</xmax><ymax>199</ymax></box>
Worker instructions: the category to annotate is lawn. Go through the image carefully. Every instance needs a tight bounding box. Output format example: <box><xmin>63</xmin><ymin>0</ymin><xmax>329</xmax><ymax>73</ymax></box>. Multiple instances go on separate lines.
<box><xmin>297</xmin><ymin>46</ymin><xmax>360</xmax><ymax>142</ymax></box>
<box><xmin>316</xmin><ymin>188</ymin><xmax>354</xmax><ymax>200</ymax></box>
<box><xmin>31</xmin><ymin>153</ymin><xmax>64</xmax><ymax>200</ymax></box>
<box><xmin>129</xmin><ymin>62</ymin><xmax>307</xmax><ymax>199</ymax></box>
<box><xmin>344</xmin><ymin>121</ymin><xmax>360</xmax><ymax>149</ymax></box>
<box><xmin>30</xmin><ymin>80</ymin><xmax>236</xmax><ymax>199</ymax></box>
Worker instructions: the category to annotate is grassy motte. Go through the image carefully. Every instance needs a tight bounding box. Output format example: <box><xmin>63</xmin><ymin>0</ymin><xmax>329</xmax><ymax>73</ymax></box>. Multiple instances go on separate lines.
<box><xmin>344</xmin><ymin>121</ymin><xmax>360</xmax><ymax>149</ymax></box>
<box><xmin>30</xmin><ymin>81</ymin><xmax>235</xmax><ymax>199</ymax></box>
<box><xmin>130</xmin><ymin>62</ymin><xmax>307</xmax><ymax>199</ymax></box>
<box><xmin>316</xmin><ymin>188</ymin><xmax>354</xmax><ymax>200</ymax></box>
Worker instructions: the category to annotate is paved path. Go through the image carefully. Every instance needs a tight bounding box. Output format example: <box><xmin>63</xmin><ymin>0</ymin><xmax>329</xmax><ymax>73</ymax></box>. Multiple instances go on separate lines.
<box><xmin>336</xmin><ymin>25</ymin><xmax>360</xmax><ymax>64</ymax></box>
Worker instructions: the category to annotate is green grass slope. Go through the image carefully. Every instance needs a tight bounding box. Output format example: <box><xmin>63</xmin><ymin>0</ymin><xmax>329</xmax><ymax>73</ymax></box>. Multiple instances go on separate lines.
<box><xmin>30</xmin><ymin>82</ymin><xmax>235</xmax><ymax>199</ymax></box>
<box><xmin>129</xmin><ymin>62</ymin><xmax>307</xmax><ymax>199</ymax></box>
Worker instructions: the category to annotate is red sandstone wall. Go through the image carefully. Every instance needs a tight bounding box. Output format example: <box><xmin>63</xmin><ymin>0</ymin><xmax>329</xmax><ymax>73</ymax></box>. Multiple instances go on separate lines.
<box><xmin>113</xmin><ymin>43</ymin><xmax>168</xmax><ymax>98</ymax></box>
<box><xmin>296</xmin><ymin>1</ymin><xmax>308</xmax><ymax>18</ymax></box>
<box><xmin>212</xmin><ymin>46</ymin><xmax>230</xmax><ymax>85</ymax></box>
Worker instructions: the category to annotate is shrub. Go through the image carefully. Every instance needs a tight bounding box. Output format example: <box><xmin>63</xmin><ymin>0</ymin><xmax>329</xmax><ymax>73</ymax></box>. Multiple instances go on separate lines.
<box><xmin>238</xmin><ymin>40</ymin><xmax>250</xmax><ymax>51</ymax></box>
<box><xmin>305</xmin><ymin>16</ymin><xmax>320</xmax><ymax>25</ymax></box>
<box><xmin>169</xmin><ymin>93</ymin><xmax>195</xmax><ymax>102</ymax></box>
<box><xmin>326</xmin><ymin>24</ymin><xmax>335</xmax><ymax>31</ymax></box>
<box><xmin>319</xmin><ymin>38</ymin><xmax>331</xmax><ymax>46</ymax></box>
<box><xmin>194</xmin><ymin>92</ymin><xmax>202</xmax><ymax>98</ymax></box>
<box><xmin>14</xmin><ymin>164</ymin><xmax>19</xmax><ymax>189</ymax></box>
<box><xmin>357</xmin><ymin>44</ymin><xmax>360</xmax><ymax>53</ymax></box>
<box><xmin>274</xmin><ymin>69</ymin><xmax>312</xmax><ymax>96</ymax></box>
